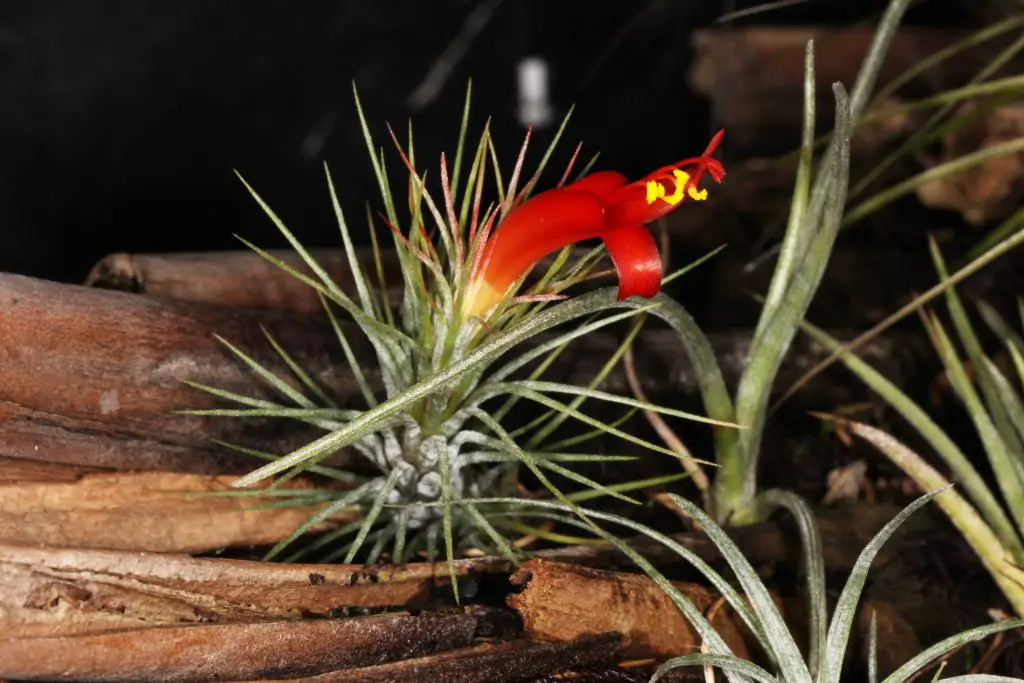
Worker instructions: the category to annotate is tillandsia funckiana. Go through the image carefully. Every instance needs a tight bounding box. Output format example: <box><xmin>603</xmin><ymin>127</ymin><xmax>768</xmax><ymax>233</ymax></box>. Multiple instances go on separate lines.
<box><xmin>187</xmin><ymin>83</ymin><xmax>737</xmax><ymax>585</ymax></box>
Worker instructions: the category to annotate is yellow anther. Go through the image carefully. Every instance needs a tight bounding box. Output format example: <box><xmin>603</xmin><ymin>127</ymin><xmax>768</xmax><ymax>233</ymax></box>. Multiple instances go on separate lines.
<box><xmin>687</xmin><ymin>186</ymin><xmax>708</xmax><ymax>201</ymax></box>
<box><xmin>645</xmin><ymin>169</ymin><xmax>693</xmax><ymax>206</ymax></box>
<box><xmin>645</xmin><ymin>180</ymin><xmax>663</xmax><ymax>204</ymax></box>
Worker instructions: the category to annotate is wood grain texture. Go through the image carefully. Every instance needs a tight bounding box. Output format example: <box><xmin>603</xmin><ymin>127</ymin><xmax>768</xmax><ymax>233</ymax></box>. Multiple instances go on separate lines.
<box><xmin>508</xmin><ymin>559</ymin><xmax>749</xmax><ymax>661</ymax></box>
<box><xmin>0</xmin><ymin>544</ymin><xmax>503</xmax><ymax>638</ymax></box>
<box><xmin>281</xmin><ymin>633</ymin><xmax>621</xmax><ymax>683</ymax></box>
<box><xmin>0</xmin><ymin>612</ymin><xmax>476</xmax><ymax>682</ymax></box>
<box><xmin>0</xmin><ymin>466</ymin><xmax>353</xmax><ymax>553</ymax></box>
<box><xmin>0</xmin><ymin>272</ymin><xmax>364</xmax><ymax>474</ymax></box>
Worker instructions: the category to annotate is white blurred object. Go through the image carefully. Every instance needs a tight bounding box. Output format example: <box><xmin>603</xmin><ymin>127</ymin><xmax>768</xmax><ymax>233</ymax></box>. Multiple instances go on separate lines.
<box><xmin>516</xmin><ymin>56</ymin><xmax>553</xmax><ymax>129</ymax></box>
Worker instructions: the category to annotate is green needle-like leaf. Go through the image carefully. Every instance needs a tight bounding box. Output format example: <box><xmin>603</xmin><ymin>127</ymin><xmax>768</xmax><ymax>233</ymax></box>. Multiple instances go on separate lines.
<box><xmin>325</xmin><ymin>164</ymin><xmax>376</xmax><ymax>318</ymax></box>
<box><xmin>263</xmin><ymin>482</ymin><xmax>374</xmax><ymax>561</ymax></box>
<box><xmin>882</xmin><ymin>619</ymin><xmax>1024</xmax><ymax>683</ymax></box>
<box><xmin>320</xmin><ymin>293</ymin><xmax>379</xmax><ymax>408</ymax></box>
<box><xmin>214</xmin><ymin>334</ymin><xmax>315</xmax><ymax>409</ymax></box>
<box><xmin>652</xmin><ymin>655</ymin><xmax>776</xmax><ymax>683</ymax></box>
<box><xmin>343</xmin><ymin>468</ymin><xmax>402</xmax><ymax>564</ymax></box>
<box><xmin>800</xmin><ymin>319</ymin><xmax>1024</xmax><ymax>561</ymax></box>
<box><xmin>565</xmin><ymin>472</ymin><xmax>689</xmax><ymax>503</ymax></box>
<box><xmin>260</xmin><ymin>325</ymin><xmax>337</xmax><ymax>408</ymax></box>
<box><xmin>757</xmin><ymin>489</ymin><xmax>826</xmax><ymax>679</ymax></box>
<box><xmin>526</xmin><ymin>315</ymin><xmax>646</xmax><ymax>448</ymax></box>
<box><xmin>822</xmin><ymin>488</ymin><xmax>943</xmax><ymax>683</ymax></box>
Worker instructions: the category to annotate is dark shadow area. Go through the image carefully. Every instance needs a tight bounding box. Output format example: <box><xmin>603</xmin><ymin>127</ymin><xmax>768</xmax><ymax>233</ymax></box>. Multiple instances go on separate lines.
<box><xmin>0</xmin><ymin>0</ymin><xmax>972</xmax><ymax>282</ymax></box>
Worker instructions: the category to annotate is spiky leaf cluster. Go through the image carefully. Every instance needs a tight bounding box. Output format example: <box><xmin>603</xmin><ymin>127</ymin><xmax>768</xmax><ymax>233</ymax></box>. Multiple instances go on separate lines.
<box><xmin>186</xmin><ymin>84</ymin><xmax>732</xmax><ymax>579</ymax></box>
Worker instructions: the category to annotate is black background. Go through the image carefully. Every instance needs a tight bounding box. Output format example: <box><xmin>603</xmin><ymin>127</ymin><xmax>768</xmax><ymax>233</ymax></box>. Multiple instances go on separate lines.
<box><xmin>0</xmin><ymin>0</ymin><xmax>974</xmax><ymax>282</ymax></box>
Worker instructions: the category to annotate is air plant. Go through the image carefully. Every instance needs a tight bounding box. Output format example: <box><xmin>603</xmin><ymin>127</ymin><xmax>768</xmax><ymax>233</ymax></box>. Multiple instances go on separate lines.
<box><xmin>438</xmin><ymin>489</ymin><xmax>1024</xmax><ymax>682</ymax></box>
<box><xmin>800</xmin><ymin>238</ymin><xmax>1024</xmax><ymax>617</ymax></box>
<box><xmin>185</xmin><ymin>82</ymin><xmax>737</xmax><ymax>589</ymax></box>
<box><xmin>528</xmin><ymin>489</ymin><xmax>1024</xmax><ymax>679</ymax></box>
<box><xmin>710</xmin><ymin>0</ymin><xmax>1024</xmax><ymax>523</ymax></box>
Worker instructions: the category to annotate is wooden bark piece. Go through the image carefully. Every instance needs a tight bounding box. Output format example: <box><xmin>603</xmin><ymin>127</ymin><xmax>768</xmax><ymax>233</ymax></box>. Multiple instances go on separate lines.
<box><xmin>508</xmin><ymin>559</ymin><xmax>749</xmax><ymax>661</ymax></box>
<box><xmin>278</xmin><ymin>633</ymin><xmax>621</xmax><ymax>683</ymax></box>
<box><xmin>0</xmin><ymin>612</ymin><xmax>476</xmax><ymax>682</ymax></box>
<box><xmin>85</xmin><ymin>249</ymin><xmax>403</xmax><ymax>314</ymax></box>
<box><xmin>0</xmin><ymin>544</ymin><xmax>504</xmax><ymax>638</ymax></box>
<box><xmin>0</xmin><ymin>456</ymin><xmax>105</xmax><ymax>485</ymax></box>
<box><xmin>916</xmin><ymin>103</ymin><xmax>1024</xmax><ymax>225</ymax></box>
<box><xmin>0</xmin><ymin>467</ymin><xmax>353</xmax><ymax>553</ymax></box>
<box><xmin>689</xmin><ymin>27</ymin><xmax>1001</xmax><ymax>151</ymax></box>
<box><xmin>0</xmin><ymin>272</ymin><xmax>363</xmax><ymax>474</ymax></box>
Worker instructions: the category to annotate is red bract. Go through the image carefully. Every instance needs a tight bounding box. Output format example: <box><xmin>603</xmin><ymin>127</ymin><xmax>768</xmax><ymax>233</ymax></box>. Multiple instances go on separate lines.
<box><xmin>462</xmin><ymin>130</ymin><xmax>725</xmax><ymax>319</ymax></box>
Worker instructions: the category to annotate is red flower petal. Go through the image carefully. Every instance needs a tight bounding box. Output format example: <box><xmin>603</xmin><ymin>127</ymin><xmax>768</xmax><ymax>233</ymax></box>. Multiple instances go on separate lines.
<box><xmin>464</xmin><ymin>188</ymin><xmax>606</xmax><ymax>317</ymax></box>
<box><xmin>601</xmin><ymin>223</ymin><xmax>662</xmax><ymax>301</ymax></box>
<box><xmin>605</xmin><ymin>177</ymin><xmax>682</xmax><ymax>227</ymax></box>
<box><xmin>461</xmin><ymin>133</ymin><xmax>724</xmax><ymax>318</ymax></box>
<box><xmin>567</xmin><ymin>170</ymin><xmax>628</xmax><ymax>202</ymax></box>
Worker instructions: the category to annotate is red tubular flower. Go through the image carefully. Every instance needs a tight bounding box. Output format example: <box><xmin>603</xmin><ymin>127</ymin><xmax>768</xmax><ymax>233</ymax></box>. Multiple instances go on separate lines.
<box><xmin>462</xmin><ymin>130</ymin><xmax>725</xmax><ymax>319</ymax></box>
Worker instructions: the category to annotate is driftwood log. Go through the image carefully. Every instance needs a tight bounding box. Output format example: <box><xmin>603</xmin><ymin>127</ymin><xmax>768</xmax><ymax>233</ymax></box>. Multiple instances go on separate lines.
<box><xmin>0</xmin><ymin>272</ymin><xmax>359</xmax><ymax>474</ymax></box>
<box><xmin>85</xmin><ymin>249</ymin><xmax>405</xmax><ymax>314</ymax></box>
<box><xmin>0</xmin><ymin>539</ymin><xmax>628</xmax><ymax>682</ymax></box>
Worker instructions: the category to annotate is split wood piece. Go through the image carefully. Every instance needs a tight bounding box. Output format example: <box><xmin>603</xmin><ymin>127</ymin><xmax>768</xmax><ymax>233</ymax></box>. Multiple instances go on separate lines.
<box><xmin>0</xmin><ymin>468</ymin><xmax>353</xmax><ymax>554</ymax></box>
<box><xmin>0</xmin><ymin>543</ymin><xmax>506</xmax><ymax>638</ymax></box>
<box><xmin>0</xmin><ymin>612</ymin><xmax>476</xmax><ymax>682</ymax></box>
<box><xmin>84</xmin><ymin>248</ymin><xmax>591</xmax><ymax>313</ymax></box>
<box><xmin>0</xmin><ymin>456</ymin><xmax>106</xmax><ymax>485</ymax></box>
<box><xmin>508</xmin><ymin>559</ymin><xmax>750</xmax><ymax>661</ymax></box>
<box><xmin>271</xmin><ymin>632</ymin><xmax>621</xmax><ymax>683</ymax></box>
<box><xmin>0</xmin><ymin>272</ymin><xmax>362</xmax><ymax>474</ymax></box>
<box><xmin>688</xmin><ymin>27</ymin><xmax>1010</xmax><ymax>152</ymax></box>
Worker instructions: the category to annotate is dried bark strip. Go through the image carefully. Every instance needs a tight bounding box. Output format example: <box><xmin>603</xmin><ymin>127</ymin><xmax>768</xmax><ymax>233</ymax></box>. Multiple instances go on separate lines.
<box><xmin>0</xmin><ymin>544</ymin><xmax>505</xmax><ymax>637</ymax></box>
<box><xmin>0</xmin><ymin>456</ymin><xmax>105</xmax><ymax>485</ymax></box>
<box><xmin>0</xmin><ymin>272</ymin><xmax>364</xmax><ymax>474</ymax></box>
<box><xmin>0</xmin><ymin>612</ymin><xmax>476</xmax><ymax>682</ymax></box>
<box><xmin>508</xmin><ymin>559</ymin><xmax>749</xmax><ymax>661</ymax></box>
<box><xmin>274</xmin><ymin>632</ymin><xmax>621</xmax><ymax>683</ymax></box>
<box><xmin>0</xmin><ymin>468</ymin><xmax>353</xmax><ymax>553</ymax></box>
<box><xmin>85</xmin><ymin>249</ymin><xmax>405</xmax><ymax>314</ymax></box>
